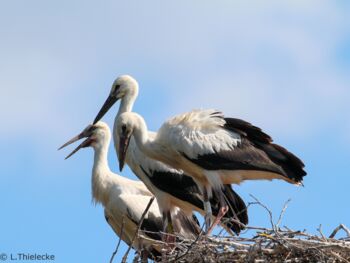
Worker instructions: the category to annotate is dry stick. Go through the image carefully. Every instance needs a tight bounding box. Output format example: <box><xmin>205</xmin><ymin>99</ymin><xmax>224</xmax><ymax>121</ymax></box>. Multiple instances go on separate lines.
<box><xmin>217</xmin><ymin>190</ymin><xmax>254</xmax><ymax>238</ymax></box>
<box><xmin>172</xmin><ymin>227</ymin><xmax>349</xmax><ymax>262</ymax></box>
<box><xmin>136</xmin><ymin>198</ymin><xmax>350</xmax><ymax>262</ymax></box>
<box><xmin>330</xmin><ymin>251</ymin><xmax>350</xmax><ymax>263</ymax></box>
<box><xmin>217</xmin><ymin>218</ymin><xmax>229</xmax><ymax>237</ymax></box>
<box><xmin>276</xmin><ymin>199</ymin><xmax>291</xmax><ymax>228</ymax></box>
<box><xmin>329</xmin><ymin>224</ymin><xmax>350</xmax><ymax>239</ymax></box>
<box><xmin>170</xmin><ymin>224</ymin><xmax>206</xmax><ymax>263</ymax></box>
<box><xmin>249</xmin><ymin>195</ymin><xmax>275</xmax><ymax>231</ymax></box>
<box><xmin>110</xmin><ymin>215</ymin><xmax>126</xmax><ymax>263</ymax></box>
<box><xmin>250</xmin><ymin>196</ymin><xmax>299</xmax><ymax>252</ymax></box>
<box><xmin>122</xmin><ymin>197</ymin><xmax>155</xmax><ymax>263</ymax></box>
<box><xmin>221</xmin><ymin>193</ymin><xmax>239</xmax><ymax>235</ymax></box>
<box><xmin>317</xmin><ymin>224</ymin><xmax>327</xmax><ymax>241</ymax></box>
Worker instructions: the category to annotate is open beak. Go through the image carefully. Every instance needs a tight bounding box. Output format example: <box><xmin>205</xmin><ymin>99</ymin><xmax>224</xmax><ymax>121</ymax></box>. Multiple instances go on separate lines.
<box><xmin>64</xmin><ymin>137</ymin><xmax>94</xmax><ymax>159</ymax></box>
<box><xmin>93</xmin><ymin>95</ymin><xmax>119</xmax><ymax>124</ymax></box>
<box><xmin>118</xmin><ymin>132</ymin><xmax>131</xmax><ymax>172</ymax></box>
<box><xmin>58</xmin><ymin>125</ymin><xmax>94</xmax><ymax>159</ymax></box>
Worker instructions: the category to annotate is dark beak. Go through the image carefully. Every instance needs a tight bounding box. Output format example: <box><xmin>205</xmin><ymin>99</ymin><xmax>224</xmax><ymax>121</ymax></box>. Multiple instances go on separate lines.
<box><xmin>64</xmin><ymin>137</ymin><xmax>94</xmax><ymax>159</ymax></box>
<box><xmin>118</xmin><ymin>132</ymin><xmax>131</xmax><ymax>172</ymax></box>
<box><xmin>58</xmin><ymin>133</ymin><xmax>84</xmax><ymax>151</ymax></box>
<box><xmin>58</xmin><ymin>125</ymin><xmax>94</xmax><ymax>159</ymax></box>
<box><xmin>93</xmin><ymin>95</ymin><xmax>119</xmax><ymax>124</ymax></box>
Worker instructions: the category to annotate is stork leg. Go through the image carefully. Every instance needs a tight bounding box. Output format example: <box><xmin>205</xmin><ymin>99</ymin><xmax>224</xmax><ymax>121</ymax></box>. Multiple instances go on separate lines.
<box><xmin>164</xmin><ymin>211</ymin><xmax>175</xmax><ymax>244</ymax></box>
<box><xmin>161</xmin><ymin>211</ymin><xmax>175</xmax><ymax>260</ymax></box>
<box><xmin>203</xmin><ymin>188</ymin><xmax>213</xmax><ymax>234</ymax></box>
<box><xmin>207</xmin><ymin>190</ymin><xmax>229</xmax><ymax>235</ymax></box>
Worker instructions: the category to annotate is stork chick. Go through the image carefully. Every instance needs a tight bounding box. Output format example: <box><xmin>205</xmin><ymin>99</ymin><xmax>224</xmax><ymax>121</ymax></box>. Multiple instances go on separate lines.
<box><xmin>59</xmin><ymin>122</ymin><xmax>199</xmax><ymax>260</ymax></box>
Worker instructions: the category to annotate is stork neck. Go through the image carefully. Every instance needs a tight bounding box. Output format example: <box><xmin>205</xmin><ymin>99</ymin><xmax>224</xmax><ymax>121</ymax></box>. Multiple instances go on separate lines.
<box><xmin>117</xmin><ymin>94</ymin><xmax>136</xmax><ymax>117</ymax></box>
<box><xmin>91</xmin><ymin>143</ymin><xmax>114</xmax><ymax>205</ymax></box>
<box><xmin>93</xmin><ymin>145</ymin><xmax>110</xmax><ymax>174</ymax></box>
<box><xmin>133</xmin><ymin>122</ymin><xmax>161</xmax><ymax>161</ymax></box>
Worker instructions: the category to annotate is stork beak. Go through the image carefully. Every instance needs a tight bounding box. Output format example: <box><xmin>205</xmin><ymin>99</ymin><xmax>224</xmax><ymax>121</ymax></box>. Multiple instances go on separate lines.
<box><xmin>58</xmin><ymin>124</ymin><xmax>94</xmax><ymax>159</ymax></box>
<box><xmin>118</xmin><ymin>132</ymin><xmax>131</xmax><ymax>172</ymax></box>
<box><xmin>58</xmin><ymin>134</ymin><xmax>84</xmax><ymax>151</ymax></box>
<box><xmin>64</xmin><ymin>137</ymin><xmax>94</xmax><ymax>159</ymax></box>
<box><xmin>93</xmin><ymin>95</ymin><xmax>119</xmax><ymax>124</ymax></box>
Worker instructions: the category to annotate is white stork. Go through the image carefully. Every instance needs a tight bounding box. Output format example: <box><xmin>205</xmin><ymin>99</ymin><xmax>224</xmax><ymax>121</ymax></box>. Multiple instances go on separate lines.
<box><xmin>114</xmin><ymin>110</ymin><xmax>307</xmax><ymax>232</ymax></box>
<box><xmin>59</xmin><ymin>122</ymin><xmax>200</xmax><ymax>260</ymax></box>
<box><xmin>91</xmin><ymin>75</ymin><xmax>248</xmax><ymax>234</ymax></box>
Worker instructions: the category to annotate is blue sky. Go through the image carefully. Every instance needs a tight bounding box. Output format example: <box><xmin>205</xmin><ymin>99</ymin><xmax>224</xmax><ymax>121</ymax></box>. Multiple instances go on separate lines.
<box><xmin>0</xmin><ymin>1</ymin><xmax>349</xmax><ymax>262</ymax></box>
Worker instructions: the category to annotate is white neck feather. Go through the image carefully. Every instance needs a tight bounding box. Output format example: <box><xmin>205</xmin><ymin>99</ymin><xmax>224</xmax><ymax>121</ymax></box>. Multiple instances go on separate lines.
<box><xmin>91</xmin><ymin>139</ymin><xmax>113</xmax><ymax>206</ymax></box>
<box><xmin>132</xmin><ymin>117</ymin><xmax>162</xmax><ymax>162</ymax></box>
<box><xmin>117</xmin><ymin>93</ymin><xmax>137</xmax><ymax>118</ymax></box>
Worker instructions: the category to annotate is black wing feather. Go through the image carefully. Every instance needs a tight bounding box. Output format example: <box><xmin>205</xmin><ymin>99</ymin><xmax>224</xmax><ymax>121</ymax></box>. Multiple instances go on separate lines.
<box><xmin>224</xmin><ymin>118</ymin><xmax>272</xmax><ymax>144</ymax></box>
<box><xmin>141</xmin><ymin>166</ymin><xmax>248</xmax><ymax>234</ymax></box>
<box><xmin>183</xmin><ymin>140</ymin><xmax>285</xmax><ymax>174</ymax></box>
<box><xmin>140</xmin><ymin>166</ymin><xmax>204</xmax><ymax>209</ymax></box>
<box><xmin>182</xmin><ymin>117</ymin><xmax>306</xmax><ymax>183</ymax></box>
<box><xmin>225</xmin><ymin>117</ymin><xmax>306</xmax><ymax>182</ymax></box>
<box><xmin>210</xmin><ymin>185</ymin><xmax>248</xmax><ymax>234</ymax></box>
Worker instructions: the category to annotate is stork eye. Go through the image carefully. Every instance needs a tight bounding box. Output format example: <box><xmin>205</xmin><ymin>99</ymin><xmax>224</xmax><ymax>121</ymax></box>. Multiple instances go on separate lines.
<box><xmin>121</xmin><ymin>125</ymin><xmax>127</xmax><ymax>133</ymax></box>
<box><xmin>111</xmin><ymin>84</ymin><xmax>121</xmax><ymax>97</ymax></box>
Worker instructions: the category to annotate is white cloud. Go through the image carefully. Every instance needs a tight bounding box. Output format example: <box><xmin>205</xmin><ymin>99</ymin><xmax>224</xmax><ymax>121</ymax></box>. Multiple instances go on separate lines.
<box><xmin>160</xmin><ymin>0</ymin><xmax>350</xmax><ymax>139</ymax></box>
<box><xmin>0</xmin><ymin>0</ymin><xmax>348</xmax><ymax>145</ymax></box>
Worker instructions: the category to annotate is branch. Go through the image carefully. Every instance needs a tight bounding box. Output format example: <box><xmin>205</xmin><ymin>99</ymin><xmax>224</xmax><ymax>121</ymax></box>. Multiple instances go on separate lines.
<box><xmin>276</xmin><ymin>199</ymin><xmax>291</xmax><ymax>228</ymax></box>
<box><xmin>249</xmin><ymin>195</ymin><xmax>275</xmax><ymax>231</ymax></box>
<box><xmin>329</xmin><ymin>224</ymin><xmax>350</xmax><ymax>239</ymax></box>
<box><xmin>122</xmin><ymin>196</ymin><xmax>155</xmax><ymax>263</ymax></box>
<box><xmin>122</xmin><ymin>198</ymin><xmax>350</xmax><ymax>262</ymax></box>
<box><xmin>110</xmin><ymin>215</ymin><xmax>125</xmax><ymax>263</ymax></box>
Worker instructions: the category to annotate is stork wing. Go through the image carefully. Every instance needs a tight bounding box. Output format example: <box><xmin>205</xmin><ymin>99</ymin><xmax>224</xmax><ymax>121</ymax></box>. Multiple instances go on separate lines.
<box><xmin>214</xmin><ymin>184</ymin><xmax>249</xmax><ymax>234</ymax></box>
<box><xmin>130</xmin><ymin>180</ymin><xmax>154</xmax><ymax>197</ymax></box>
<box><xmin>158</xmin><ymin>109</ymin><xmax>305</xmax><ymax>183</ymax></box>
<box><xmin>114</xmin><ymin>194</ymin><xmax>163</xmax><ymax>240</ymax></box>
<box><xmin>123</xmin><ymin>135</ymin><xmax>204</xmax><ymax>209</ymax></box>
<box><xmin>140</xmin><ymin>166</ymin><xmax>204</xmax><ymax>210</ymax></box>
<box><xmin>158</xmin><ymin>109</ymin><xmax>240</xmax><ymax>159</ymax></box>
<box><xmin>178</xmin><ymin>115</ymin><xmax>306</xmax><ymax>183</ymax></box>
<box><xmin>171</xmin><ymin>209</ymin><xmax>200</xmax><ymax>239</ymax></box>
<box><xmin>104</xmin><ymin>209</ymin><xmax>162</xmax><ymax>260</ymax></box>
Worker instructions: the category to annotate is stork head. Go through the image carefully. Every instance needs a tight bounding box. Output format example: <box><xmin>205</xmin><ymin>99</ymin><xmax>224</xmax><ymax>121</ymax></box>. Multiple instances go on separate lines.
<box><xmin>115</xmin><ymin>112</ymin><xmax>145</xmax><ymax>172</ymax></box>
<box><xmin>59</xmin><ymin>122</ymin><xmax>111</xmax><ymax>159</ymax></box>
<box><xmin>93</xmin><ymin>75</ymin><xmax>139</xmax><ymax>124</ymax></box>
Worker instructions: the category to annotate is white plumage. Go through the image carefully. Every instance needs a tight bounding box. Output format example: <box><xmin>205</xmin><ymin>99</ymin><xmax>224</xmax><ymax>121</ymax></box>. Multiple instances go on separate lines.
<box><xmin>59</xmin><ymin>122</ymin><xmax>199</xmax><ymax>259</ymax></box>
<box><xmin>115</xmin><ymin>108</ymin><xmax>306</xmax><ymax>232</ymax></box>
<box><xmin>92</xmin><ymin>75</ymin><xmax>249</xmax><ymax>234</ymax></box>
<box><xmin>158</xmin><ymin>109</ymin><xmax>240</xmax><ymax>159</ymax></box>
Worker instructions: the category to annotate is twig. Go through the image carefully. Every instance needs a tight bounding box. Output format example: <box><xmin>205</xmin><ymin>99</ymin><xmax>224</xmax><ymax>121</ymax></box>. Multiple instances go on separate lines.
<box><xmin>330</xmin><ymin>251</ymin><xmax>350</xmax><ymax>263</ymax></box>
<box><xmin>249</xmin><ymin>195</ymin><xmax>275</xmax><ymax>231</ymax></box>
<box><xmin>317</xmin><ymin>224</ymin><xmax>327</xmax><ymax>241</ymax></box>
<box><xmin>125</xmin><ymin>198</ymin><xmax>350</xmax><ymax>262</ymax></box>
<box><xmin>329</xmin><ymin>224</ymin><xmax>350</xmax><ymax>239</ymax></box>
<box><xmin>276</xmin><ymin>199</ymin><xmax>291</xmax><ymax>228</ymax></box>
<box><xmin>170</xmin><ymin>223</ymin><xmax>206</xmax><ymax>262</ymax></box>
<box><xmin>122</xmin><ymin>197</ymin><xmax>155</xmax><ymax>263</ymax></box>
<box><xmin>110</xmin><ymin>215</ymin><xmax>125</xmax><ymax>263</ymax></box>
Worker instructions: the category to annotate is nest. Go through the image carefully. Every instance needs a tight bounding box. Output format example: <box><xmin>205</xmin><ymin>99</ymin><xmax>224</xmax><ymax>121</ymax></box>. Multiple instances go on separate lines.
<box><xmin>163</xmin><ymin>224</ymin><xmax>350</xmax><ymax>263</ymax></box>
<box><xmin>111</xmin><ymin>198</ymin><xmax>350</xmax><ymax>263</ymax></box>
